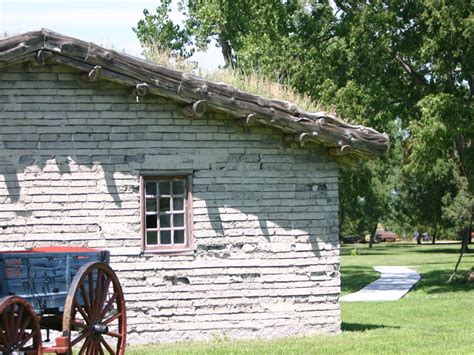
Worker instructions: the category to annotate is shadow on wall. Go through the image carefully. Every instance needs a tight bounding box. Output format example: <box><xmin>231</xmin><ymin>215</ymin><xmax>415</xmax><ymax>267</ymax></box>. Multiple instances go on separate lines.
<box><xmin>2</xmin><ymin>152</ymin><xmax>337</xmax><ymax>260</ymax></box>
<box><xmin>2</xmin><ymin>154</ymin><xmax>132</xmax><ymax>207</ymax></box>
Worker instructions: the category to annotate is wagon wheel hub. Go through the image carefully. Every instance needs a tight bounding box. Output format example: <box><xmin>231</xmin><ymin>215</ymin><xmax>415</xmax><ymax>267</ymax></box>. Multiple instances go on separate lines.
<box><xmin>92</xmin><ymin>323</ymin><xmax>109</xmax><ymax>335</ymax></box>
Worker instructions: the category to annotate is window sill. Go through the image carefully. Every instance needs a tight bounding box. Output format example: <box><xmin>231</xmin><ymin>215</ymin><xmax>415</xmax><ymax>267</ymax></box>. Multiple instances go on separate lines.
<box><xmin>142</xmin><ymin>248</ymin><xmax>195</xmax><ymax>256</ymax></box>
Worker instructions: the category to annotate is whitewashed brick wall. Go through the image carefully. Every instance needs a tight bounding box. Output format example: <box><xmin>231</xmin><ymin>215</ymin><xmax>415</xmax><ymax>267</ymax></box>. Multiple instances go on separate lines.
<box><xmin>0</xmin><ymin>62</ymin><xmax>341</xmax><ymax>344</ymax></box>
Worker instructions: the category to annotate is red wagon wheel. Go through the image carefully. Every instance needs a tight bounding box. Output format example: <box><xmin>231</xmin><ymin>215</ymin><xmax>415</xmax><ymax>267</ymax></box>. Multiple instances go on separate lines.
<box><xmin>63</xmin><ymin>261</ymin><xmax>126</xmax><ymax>355</ymax></box>
<box><xmin>0</xmin><ymin>295</ymin><xmax>42</xmax><ymax>355</ymax></box>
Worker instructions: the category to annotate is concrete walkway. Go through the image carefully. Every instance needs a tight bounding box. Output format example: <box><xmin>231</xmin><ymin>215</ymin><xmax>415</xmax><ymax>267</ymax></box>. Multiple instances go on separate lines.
<box><xmin>340</xmin><ymin>266</ymin><xmax>420</xmax><ymax>302</ymax></box>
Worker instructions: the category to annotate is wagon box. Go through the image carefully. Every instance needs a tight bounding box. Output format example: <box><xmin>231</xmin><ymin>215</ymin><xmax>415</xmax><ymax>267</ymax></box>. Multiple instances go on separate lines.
<box><xmin>0</xmin><ymin>247</ymin><xmax>108</xmax><ymax>313</ymax></box>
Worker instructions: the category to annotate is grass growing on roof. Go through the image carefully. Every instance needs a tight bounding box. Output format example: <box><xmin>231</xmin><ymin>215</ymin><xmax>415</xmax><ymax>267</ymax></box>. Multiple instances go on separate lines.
<box><xmin>128</xmin><ymin>243</ymin><xmax>474</xmax><ymax>354</ymax></box>
<box><xmin>143</xmin><ymin>47</ymin><xmax>331</xmax><ymax>114</ymax></box>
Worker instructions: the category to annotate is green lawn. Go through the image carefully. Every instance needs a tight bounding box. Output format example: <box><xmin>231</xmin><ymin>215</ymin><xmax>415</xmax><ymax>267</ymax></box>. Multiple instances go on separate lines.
<box><xmin>129</xmin><ymin>243</ymin><xmax>474</xmax><ymax>354</ymax></box>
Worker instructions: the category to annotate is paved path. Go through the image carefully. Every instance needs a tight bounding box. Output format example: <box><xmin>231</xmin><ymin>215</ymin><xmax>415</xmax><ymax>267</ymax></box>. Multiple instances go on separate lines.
<box><xmin>340</xmin><ymin>266</ymin><xmax>420</xmax><ymax>302</ymax></box>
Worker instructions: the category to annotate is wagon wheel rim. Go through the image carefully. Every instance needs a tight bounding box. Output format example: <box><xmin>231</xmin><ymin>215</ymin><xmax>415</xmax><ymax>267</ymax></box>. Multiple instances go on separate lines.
<box><xmin>63</xmin><ymin>261</ymin><xmax>126</xmax><ymax>355</ymax></box>
<box><xmin>0</xmin><ymin>295</ymin><xmax>42</xmax><ymax>355</ymax></box>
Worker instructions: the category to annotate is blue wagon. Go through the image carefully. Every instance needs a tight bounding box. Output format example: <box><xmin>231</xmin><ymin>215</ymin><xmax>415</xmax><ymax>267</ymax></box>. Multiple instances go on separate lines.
<box><xmin>0</xmin><ymin>247</ymin><xmax>126</xmax><ymax>354</ymax></box>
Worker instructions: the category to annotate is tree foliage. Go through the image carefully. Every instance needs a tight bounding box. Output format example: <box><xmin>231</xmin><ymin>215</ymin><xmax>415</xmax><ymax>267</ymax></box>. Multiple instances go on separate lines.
<box><xmin>136</xmin><ymin>0</ymin><xmax>474</xmax><ymax>238</ymax></box>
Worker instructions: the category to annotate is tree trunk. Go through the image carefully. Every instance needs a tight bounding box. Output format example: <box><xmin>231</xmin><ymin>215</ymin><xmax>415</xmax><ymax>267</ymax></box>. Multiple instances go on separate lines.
<box><xmin>467</xmin><ymin>211</ymin><xmax>473</xmax><ymax>252</ymax></box>
<box><xmin>369</xmin><ymin>224</ymin><xmax>378</xmax><ymax>249</ymax></box>
<box><xmin>219</xmin><ymin>37</ymin><xmax>234</xmax><ymax>68</ymax></box>
<box><xmin>469</xmin><ymin>207</ymin><xmax>473</xmax><ymax>245</ymax></box>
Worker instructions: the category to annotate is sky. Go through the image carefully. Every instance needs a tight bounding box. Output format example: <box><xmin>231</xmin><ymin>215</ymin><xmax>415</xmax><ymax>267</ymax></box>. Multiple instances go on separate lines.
<box><xmin>0</xmin><ymin>0</ymin><xmax>224</xmax><ymax>70</ymax></box>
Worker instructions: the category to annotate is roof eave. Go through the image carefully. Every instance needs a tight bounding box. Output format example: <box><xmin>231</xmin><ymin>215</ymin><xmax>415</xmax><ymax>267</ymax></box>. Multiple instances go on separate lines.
<box><xmin>0</xmin><ymin>29</ymin><xmax>390</xmax><ymax>161</ymax></box>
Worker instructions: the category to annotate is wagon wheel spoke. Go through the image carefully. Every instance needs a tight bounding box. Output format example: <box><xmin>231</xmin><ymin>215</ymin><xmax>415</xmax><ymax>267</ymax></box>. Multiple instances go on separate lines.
<box><xmin>99</xmin><ymin>292</ymin><xmax>118</xmax><ymax>320</ymax></box>
<box><xmin>71</xmin><ymin>320</ymin><xmax>90</xmax><ymax>331</ymax></box>
<box><xmin>95</xmin><ymin>269</ymin><xmax>104</xmax><ymax>315</ymax></box>
<box><xmin>88</xmin><ymin>340</ymin><xmax>98</xmax><ymax>355</ymax></box>
<box><xmin>0</xmin><ymin>332</ymin><xmax>8</xmax><ymax>349</ymax></box>
<box><xmin>88</xmin><ymin>271</ymin><xmax>95</xmax><ymax>311</ymax></box>
<box><xmin>70</xmin><ymin>331</ymin><xmax>89</xmax><ymax>347</ymax></box>
<box><xmin>103</xmin><ymin>311</ymin><xmax>122</xmax><ymax>325</ymax></box>
<box><xmin>16</xmin><ymin>330</ymin><xmax>35</xmax><ymax>348</ymax></box>
<box><xmin>99</xmin><ymin>335</ymin><xmax>116</xmax><ymax>355</ymax></box>
<box><xmin>13</xmin><ymin>303</ymin><xmax>25</xmax><ymax>342</ymax></box>
<box><xmin>99</xmin><ymin>276</ymin><xmax>112</xmax><ymax>312</ymax></box>
<box><xmin>18</xmin><ymin>313</ymin><xmax>32</xmax><ymax>341</ymax></box>
<box><xmin>78</xmin><ymin>335</ymin><xmax>91</xmax><ymax>354</ymax></box>
<box><xmin>97</xmin><ymin>340</ymin><xmax>105</xmax><ymax>355</ymax></box>
<box><xmin>73</xmin><ymin>299</ymin><xmax>92</xmax><ymax>324</ymax></box>
<box><xmin>105</xmin><ymin>331</ymin><xmax>122</xmax><ymax>339</ymax></box>
<box><xmin>80</xmin><ymin>283</ymin><xmax>93</xmax><ymax>318</ymax></box>
<box><xmin>8</xmin><ymin>304</ymin><xmax>15</xmax><ymax>342</ymax></box>
<box><xmin>1</xmin><ymin>310</ymin><xmax>11</xmax><ymax>345</ymax></box>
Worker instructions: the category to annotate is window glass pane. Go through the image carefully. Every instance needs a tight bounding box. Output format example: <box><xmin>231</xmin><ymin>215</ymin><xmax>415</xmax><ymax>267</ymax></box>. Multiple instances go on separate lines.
<box><xmin>145</xmin><ymin>182</ymin><xmax>157</xmax><ymax>196</ymax></box>
<box><xmin>146</xmin><ymin>198</ymin><xmax>157</xmax><ymax>212</ymax></box>
<box><xmin>159</xmin><ymin>198</ymin><xmax>170</xmax><ymax>212</ymax></box>
<box><xmin>159</xmin><ymin>181</ymin><xmax>170</xmax><ymax>195</ymax></box>
<box><xmin>173</xmin><ymin>198</ymin><xmax>184</xmax><ymax>211</ymax></box>
<box><xmin>159</xmin><ymin>214</ymin><xmax>171</xmax><ymax>228</ymax></box>
<box><xmin>172</xmin><ymin>180</ymin><xmax>184</xmax><ymax>195</ymax></box>
<box><xmin>174</xmin><ymin>214</ymin><xmax>184</xmax><ymax>227</ymax></box>
<box><xmin>174</xmin><ymin>230</ymin><xmax>185</xmax><ymax>244</ymax></box>
<box><xmin>146</xmin><ymin>215</ymin><xmax>157</xmax><ymax>229</ymax></box>
<box><xmin>160</xmin><ymin>230</ymin><xmax>171</xmax><ymax>245</ymax></box>
<box><xmin>147</xmin><ymin>231</ymin><xmax>157</xmax><ymax>245</ymax></box>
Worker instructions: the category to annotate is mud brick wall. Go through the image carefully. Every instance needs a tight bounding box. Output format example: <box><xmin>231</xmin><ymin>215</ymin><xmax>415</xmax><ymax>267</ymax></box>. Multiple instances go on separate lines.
<box><xmin>0</xmin><ymin>63</ymin><xmax>341</xmax><ymax>344</ymax></box>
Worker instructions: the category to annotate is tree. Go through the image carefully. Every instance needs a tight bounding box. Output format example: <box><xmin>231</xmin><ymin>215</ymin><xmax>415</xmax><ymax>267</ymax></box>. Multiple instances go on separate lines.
<box><xmin>134</xmin><ymin>0</ymin><xmax>193</xmax><ymax>58</ymax></box>
<box><xmin>135</xmin><ymin>1</ymin><xmax>474</xmax><ymax>239</ymax></box>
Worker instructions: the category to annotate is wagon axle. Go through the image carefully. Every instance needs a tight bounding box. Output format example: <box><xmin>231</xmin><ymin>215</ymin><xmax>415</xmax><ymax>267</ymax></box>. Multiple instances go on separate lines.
<box><xmin>92</xmin><ymin>323</ymin><xmax>109</xmax><ymax>335</ymax></box>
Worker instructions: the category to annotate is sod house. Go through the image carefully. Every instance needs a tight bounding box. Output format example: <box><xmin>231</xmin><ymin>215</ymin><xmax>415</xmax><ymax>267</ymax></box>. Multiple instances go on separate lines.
<box><xmin>0</xmin><ymin>30</ymin><xmax>389</xmax><ymax>344</ymax></box>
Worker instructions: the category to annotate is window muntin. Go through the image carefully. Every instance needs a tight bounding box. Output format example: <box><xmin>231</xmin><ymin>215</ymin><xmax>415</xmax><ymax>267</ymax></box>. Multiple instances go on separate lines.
<box><xmin>142</xmin><ymin>176</ymin><xmax>191</xmax><ymax>251</ymax></box>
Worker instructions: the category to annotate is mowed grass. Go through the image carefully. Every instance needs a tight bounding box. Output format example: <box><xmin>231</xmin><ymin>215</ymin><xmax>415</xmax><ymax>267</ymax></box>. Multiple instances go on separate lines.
<box><xmin>128</xmin><ymin>243</ymin><xmax>474</xmax><ymax>354</ymax></box>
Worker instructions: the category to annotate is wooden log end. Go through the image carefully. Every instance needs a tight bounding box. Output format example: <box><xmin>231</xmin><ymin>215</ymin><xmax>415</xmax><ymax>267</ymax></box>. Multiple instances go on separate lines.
<box><xmin>135</xmin><ymin>83</ymin><xmax>149</xmax><ymax>97</ymax></box>
<box><xmin>99</xmin><ymin>51</ymin><xmax>114</xmax><ymax>62</ymax></box>
<box><xmin>329</xmin><ymin>143</ymin><xmax>352</xmax><ymax>156</ymax></box>
<box><xmin>87</xmin><ymin>65</ymin><xmax>102</xmax><ymax>82</ymax></box>
<box><xmin>183</xmin><ymin>100</ymin><xmax>208</xmax><ymax>118</ymax></box>
<box><xmin>299</xmin><ymin>133</ymin><xmax>310</xmax><ymax>146</ymax></box>
<box><xmin>35</xmin><ymin>50</ymin><xmax>53</xmax><ymax>66</ymax></box>
<box><xmin>245</xmin><ymin>113</ymin><xmax>257</xmax><ymax>126</ymax></box>
<box><xmin>299</xmin><ymin>131</ymin><xmax>318</xmax><ymax>146</ymax></box>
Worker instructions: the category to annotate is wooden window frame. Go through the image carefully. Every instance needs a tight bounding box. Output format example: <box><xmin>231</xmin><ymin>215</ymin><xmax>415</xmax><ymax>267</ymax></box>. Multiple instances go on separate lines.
<box><xmin>140</xmin><ymin>172</ymin><xmax>194</xmax><ymax>254</ymax></box>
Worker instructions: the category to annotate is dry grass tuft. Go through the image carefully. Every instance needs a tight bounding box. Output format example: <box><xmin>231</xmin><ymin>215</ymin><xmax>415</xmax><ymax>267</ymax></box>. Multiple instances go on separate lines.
<box><xmin>144</xmin><ymin>46</ymin><xmax>329</xmax><ymax>114</ymax></box>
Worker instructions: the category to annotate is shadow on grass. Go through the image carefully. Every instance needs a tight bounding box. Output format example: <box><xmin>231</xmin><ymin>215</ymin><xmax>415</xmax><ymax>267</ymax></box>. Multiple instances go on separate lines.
<box><xmin>414</xmin><ymin>269</ymin><xmax>474</xmax><ymax>294</ymax></box>
<box><xmin>340</xmin><ymin>247</ymin><xmax>393</xmax><ymax>256</ymax></box>
<box><xmin>341</xmin><ymin>265</ymin><xmax>380</xmax><ymax>294</ymax></box>
<box><xmin>341</xmin><ymin>322</ymin><xmax>398</xmax><ymax>332</ymax></box>
<box><xmin>340</xmin><ymin>243</ymin><xmax>424</xmax><ymax>256</ymax></box>
<box><xmin>414</xmin><ymin>247</ymin><xmax>466</xmax><ymax>254</ymax></box>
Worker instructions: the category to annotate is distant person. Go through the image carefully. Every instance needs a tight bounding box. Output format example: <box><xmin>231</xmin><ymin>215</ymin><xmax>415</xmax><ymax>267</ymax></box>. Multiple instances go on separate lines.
<box><xmin>414</xmin><ymin>231</ymin><xmax>421</xmax><ymax>245</ymax></box>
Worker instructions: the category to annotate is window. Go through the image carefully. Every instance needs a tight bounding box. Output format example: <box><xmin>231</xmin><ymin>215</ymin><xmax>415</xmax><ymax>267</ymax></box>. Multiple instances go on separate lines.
<box><xmin>141</xmin><ymin>175</ymin><xmax>193</xmax><ymax>252</ymax></box>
